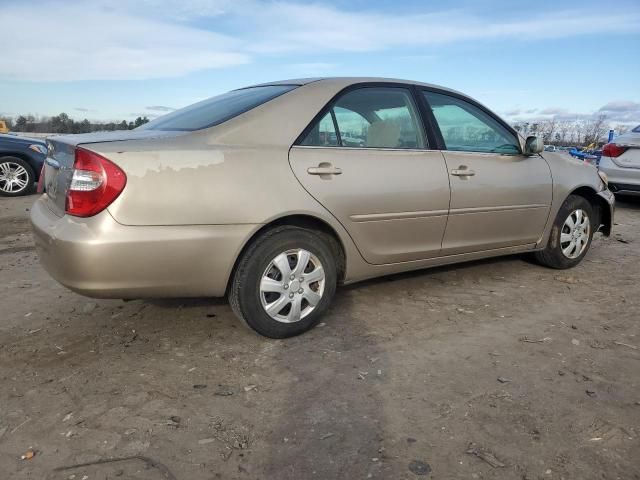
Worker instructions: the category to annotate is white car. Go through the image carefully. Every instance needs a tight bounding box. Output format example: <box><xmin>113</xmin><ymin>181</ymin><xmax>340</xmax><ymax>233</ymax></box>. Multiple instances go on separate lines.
<box><xmin>599</xmin><ymin>125</ymin><xmax>640</xmax><ymax>196</ymax></box>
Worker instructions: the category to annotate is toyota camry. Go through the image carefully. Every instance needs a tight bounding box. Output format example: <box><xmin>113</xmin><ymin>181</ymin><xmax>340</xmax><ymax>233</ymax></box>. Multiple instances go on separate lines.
<box><xmin>31</xmin><ymin>78</ymin><xmax>614</xmax><ymax>338</ymax></box>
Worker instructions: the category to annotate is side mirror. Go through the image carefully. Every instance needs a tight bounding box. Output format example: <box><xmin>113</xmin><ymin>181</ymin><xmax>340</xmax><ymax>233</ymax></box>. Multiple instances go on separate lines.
<box><xmin>524</xmin><ymin>136</ymin><xmax>544</xmax><ymax>155</ymax></box>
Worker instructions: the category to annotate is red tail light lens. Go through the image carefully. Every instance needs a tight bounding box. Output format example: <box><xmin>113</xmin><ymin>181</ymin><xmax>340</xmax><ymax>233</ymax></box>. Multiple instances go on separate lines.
<box><xmin>37</xmin><ymin>164</ymin><xmax>45</xmax><ymax>193</ymax></box>
<box><xmin>602</xmin><ymin>143</ymin><xmax>627</xmax><ymax>158</ymax></box>
<box><xmin>65</xmin><ymin>147</ymin><xmax>126</xmax><ymax>217</ymax></box>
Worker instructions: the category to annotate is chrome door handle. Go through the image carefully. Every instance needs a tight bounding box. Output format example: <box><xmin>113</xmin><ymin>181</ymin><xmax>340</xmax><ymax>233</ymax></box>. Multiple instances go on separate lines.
<box><xmin>451</xmin><ymin>167</ymin><xmax>475</xmax><ymax>177</ymax></box>
<box><xmin>307</xmin><ymin>165</ymin><xmax>342</xmax><ymax>176</ymax></box>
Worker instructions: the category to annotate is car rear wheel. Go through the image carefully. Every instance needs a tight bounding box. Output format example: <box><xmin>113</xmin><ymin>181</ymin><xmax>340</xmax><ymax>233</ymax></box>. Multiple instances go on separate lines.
<box><xmin>0</xmin><ymin>157</ymin><xmax>35</xmax><ymax>197</ymax></box>
<box><xmin>228</xmin><ymin>226</ymin><xmax>337</xmax><ymax>338</ymax></box>
<box><xmin>534</xmin><ymin>195</ymin><xmax>595</xmax><ymax>269</ymax></box>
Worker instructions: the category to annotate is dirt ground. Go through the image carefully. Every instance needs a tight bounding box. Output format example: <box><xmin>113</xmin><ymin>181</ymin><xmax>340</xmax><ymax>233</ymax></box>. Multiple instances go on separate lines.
<box><xmin>0</xmin><ymin>194</ymin><xmax>638</xmax><ymax>480</ymax></box>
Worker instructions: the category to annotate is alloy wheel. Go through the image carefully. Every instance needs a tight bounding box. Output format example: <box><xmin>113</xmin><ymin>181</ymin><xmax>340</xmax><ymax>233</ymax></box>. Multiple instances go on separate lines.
<box><xmin>0</xmin><ymin>162</ymin><xmax>30</xmax><ymax>194</ymax></box>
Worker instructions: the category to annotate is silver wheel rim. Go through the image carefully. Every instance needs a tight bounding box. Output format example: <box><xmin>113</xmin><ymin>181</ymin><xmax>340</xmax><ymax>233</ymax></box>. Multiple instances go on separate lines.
<box><xmin>560</xmin><ymin>209</ymin><xmax>590</xmax><ymax>259</ymax></box>
<box><xmin>260</xmin><ymin>248</ymin><xmax>325</xmax><ymax>323</ymax></box>
<box><xmin>0</xmin><ymin>162</ymin><xmax>29</xmax><ymax>193</ymax></box>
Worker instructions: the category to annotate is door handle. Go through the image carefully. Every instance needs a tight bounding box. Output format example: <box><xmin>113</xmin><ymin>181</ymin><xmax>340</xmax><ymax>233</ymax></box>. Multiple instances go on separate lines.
<box><xmin>307</xmin><ymin>165</ymin><xmax>342</xmax><ymax>176</ymax></box>
<box><xmin>451</xmin><ymin>166</ymin><xmax>475</xmax><ymax>177</ymax></box>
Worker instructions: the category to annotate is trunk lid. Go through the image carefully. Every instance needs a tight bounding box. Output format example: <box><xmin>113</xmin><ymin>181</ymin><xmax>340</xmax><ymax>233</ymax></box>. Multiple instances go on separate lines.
<box><xmin>609</xmin><ymin>131</ymin><xmax>640</xmax><ymax>169</ymax></box>
<box><xmin>42</xmin><ymin>129</ymin><xmax>186</xmax><ymax>216</ymax></box>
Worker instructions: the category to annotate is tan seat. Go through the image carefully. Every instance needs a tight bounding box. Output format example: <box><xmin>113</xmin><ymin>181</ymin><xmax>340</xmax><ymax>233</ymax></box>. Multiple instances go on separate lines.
<box><xmin>365</xmin><ymin>120</ymin><xmax>401</xmax><ymax>148</ymax></box>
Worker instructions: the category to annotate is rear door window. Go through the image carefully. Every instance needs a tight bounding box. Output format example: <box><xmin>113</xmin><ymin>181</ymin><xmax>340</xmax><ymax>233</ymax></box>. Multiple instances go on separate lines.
<box><xmin>140</xmin><ymin>85</ymin><xmax>297</xmax><ymax>131</ymax></box>
<box><xmin>300</xmin><ymin>87</ymin><xmax>425</xmax><ymax>149</ymax></box>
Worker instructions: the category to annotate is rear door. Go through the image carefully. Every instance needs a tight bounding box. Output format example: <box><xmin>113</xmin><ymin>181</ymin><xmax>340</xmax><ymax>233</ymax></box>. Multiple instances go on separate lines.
<box><xmin>421</xmin><ymin>90</ymin><xmax>552</xmax><ymax>255</ymax></box>
<box><xmin>289</xmin><ymin>85</ymin><xmax>451</xmax><ymax>264</ymax></box>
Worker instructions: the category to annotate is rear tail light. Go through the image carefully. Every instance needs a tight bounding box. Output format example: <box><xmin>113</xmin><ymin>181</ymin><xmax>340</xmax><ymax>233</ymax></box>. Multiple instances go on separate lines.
<box><xmin>65</xmin><ymin>147</ymin><xmax>126</xmax><ymax>217</ymax></box>
<box><xmin>37</xmin><ymin>164</ymin><xmax>45</xmax><ymax>193</ymax></box>
<box><xmin>602</xmin><ymin>143</ymin><xmax>627</xmax><ymax>158</ymax></box>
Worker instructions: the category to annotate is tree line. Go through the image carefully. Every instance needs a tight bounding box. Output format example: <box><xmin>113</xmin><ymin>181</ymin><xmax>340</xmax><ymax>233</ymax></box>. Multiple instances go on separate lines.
<box><xmin>512</xmin><ymin>115</ymin><xmax>631</xmax><ymax>146</ymax></box>
<box><xmin>0</xmin><ymin>113</ymin><xmax>150</xmax><ymax>134</ymax></box>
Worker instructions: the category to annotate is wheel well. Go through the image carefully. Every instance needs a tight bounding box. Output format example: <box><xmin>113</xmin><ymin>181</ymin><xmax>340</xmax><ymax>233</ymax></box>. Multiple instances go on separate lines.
<box><xmin>0</xmin><ymin>153</ymin><xmax>38</xmax><ymax>179</ymax></box>
<box><xmin>226</xmin><ymin>214</ymin><xmax>347</xmax><ymax>295</ymax></box>
<box><xmin>569</xmin><ymin>186</ymin><xmax>611</xmax><ymax>235</ymax></box>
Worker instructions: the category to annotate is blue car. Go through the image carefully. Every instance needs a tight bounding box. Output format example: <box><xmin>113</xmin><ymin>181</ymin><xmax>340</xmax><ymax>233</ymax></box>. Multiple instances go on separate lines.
<box><xmin>569</xmin><ymin>147</ymin><xmax>588</xmax><ymax>160</ymax></box>
<box><xmin>0</xmin><ymin>134</ymin><xmax>47</xmax><ymax>196</ymax></box>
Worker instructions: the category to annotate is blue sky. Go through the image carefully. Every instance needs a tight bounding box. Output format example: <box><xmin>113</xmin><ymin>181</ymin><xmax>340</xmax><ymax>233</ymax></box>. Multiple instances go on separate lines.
<box><xmin>1</xmin><ymin>0</ymin><xmax>639</xmax><ymax>125</ymax></box>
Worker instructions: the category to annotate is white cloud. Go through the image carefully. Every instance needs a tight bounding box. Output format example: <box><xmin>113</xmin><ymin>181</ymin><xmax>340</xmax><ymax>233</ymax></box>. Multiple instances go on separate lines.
<box><xmin>598</xmin><ymin>101</ymin><xmax>640</xmax><ymax>123</ymax></box>
<box><xmin>0</xmin><ymin>1</ymin><xmax>248</xmax><ymax>81</ymax></box>
<box><xmin>285</xmin><ymin>63</ymin><xmax>338</xmax><ymax>76</ymax></box>
<box><xmin>1</xmin><ymin>1</ymin><xmax>639</xmax><ymax>82</ymax></box>
<box><xmin>539</xmin><ymin>107</ymin><xmax>569</xmax><ymax>115</ymax></box>
<box><xmin>240</xmin><ymin>3</ymin><xmax>640</xmax><ymax>53</ymax></box>
<box><xmin>146</xmin><ymin>105</ymin><xmax>175</xmax><ymax>112</ymax></box>
<box><xmin>599</xmin><ymin>101</ymin><xmax>640</xmax><ymax>112</ymax></box>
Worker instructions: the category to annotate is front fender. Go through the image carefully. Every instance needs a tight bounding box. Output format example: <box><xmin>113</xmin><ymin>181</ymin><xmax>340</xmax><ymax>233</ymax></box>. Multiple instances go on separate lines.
<box><xmin>596</xmin><ymin>188</ymin><xmax>615</xmax><ymax>236</ymax></box>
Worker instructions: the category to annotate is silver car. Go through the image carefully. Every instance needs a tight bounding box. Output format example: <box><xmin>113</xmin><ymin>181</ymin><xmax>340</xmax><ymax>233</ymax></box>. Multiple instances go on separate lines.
<box><xmin>31</xmin><ymin>77</ymin><xmax>614</xmax><ymax>338</ymax></box>
<box><xmin>599</xmin><ymin>125</ymin><xmax>640</xmax><ymax>196</ymax></box>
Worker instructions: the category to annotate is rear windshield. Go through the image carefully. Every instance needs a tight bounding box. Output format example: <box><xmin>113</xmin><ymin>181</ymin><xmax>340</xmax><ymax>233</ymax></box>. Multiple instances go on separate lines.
<box><xmin>139</xmin><ymin>85</ymin><xmax>297</xmax><ymax>131</ymax></box>
<box><xmin>633</xmin><ymin>125</ymin><xmax>640</xmax><ymax>133</ymax></box>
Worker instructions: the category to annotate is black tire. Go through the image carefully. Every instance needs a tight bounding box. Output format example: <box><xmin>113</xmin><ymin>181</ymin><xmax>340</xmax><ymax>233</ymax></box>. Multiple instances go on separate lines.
<box><xmin>0</xmin><ymin>156</ymin><xmax>35</xmax><ymax>197</ymax></box>
<box><xmin>228</xmin><ymin>226</ymin><xmax>338</xmax><ymax>338</ymax></box>
<box><xmin>534</xmin><ymin>195</ymin><xmax>595</xmax><ymax>269</ymax></box>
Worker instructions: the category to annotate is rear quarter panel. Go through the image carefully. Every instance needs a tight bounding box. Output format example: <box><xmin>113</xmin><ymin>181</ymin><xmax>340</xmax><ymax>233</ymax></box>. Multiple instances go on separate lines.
<box><xmin>99</xmin><ymin>135</ymin><xmax>340</xmax><ymax>227</ymax></box>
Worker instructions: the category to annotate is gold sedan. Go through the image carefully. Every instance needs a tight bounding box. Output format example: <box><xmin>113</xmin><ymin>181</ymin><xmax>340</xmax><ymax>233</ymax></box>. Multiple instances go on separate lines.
<box><xmin>31</xmin><ymin>78</ymin><xmax>614</xmax><ymax>338</ymax></box>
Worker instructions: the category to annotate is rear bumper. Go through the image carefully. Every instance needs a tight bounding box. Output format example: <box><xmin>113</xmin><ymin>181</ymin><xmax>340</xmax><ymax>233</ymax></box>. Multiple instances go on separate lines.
<box><xmin>608</xmin><ymin>182</ymin><xmax>640</xmax><ymax>196</ymax></box>
<box><xmin>599</xmin><ymin>156</ymin><xmax>640</xmax><ymax>194</ymax></box>
<box><xmin>30</xmin><ymin>196</ymin><xmax>257</xmax><ymax>298</ymax></box>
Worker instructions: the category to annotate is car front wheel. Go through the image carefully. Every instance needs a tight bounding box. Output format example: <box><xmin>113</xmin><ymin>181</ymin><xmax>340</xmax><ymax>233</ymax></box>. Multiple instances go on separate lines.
<box><xmin>534</xmin><ymin>194</ymin><xmax>595</xmax><ymax>269</ymax></box>
<box><xmin>228</xmin><ymin>226</ymin><xmax>338</xmax><ymax>338</ymax></box>
<box><xmin>0</xmin><ymin>157</ymin><xmax>35</xmax><ymax>197</ymax></box>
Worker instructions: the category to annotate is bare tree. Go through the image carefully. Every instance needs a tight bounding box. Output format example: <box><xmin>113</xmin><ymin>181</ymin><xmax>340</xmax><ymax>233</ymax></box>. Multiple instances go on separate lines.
<box><xmin>558</xmin><ymin>120</ymin><xmax>571</xmax><ymax>144</ymax></box>
<box><xmin>574</xmin><ymin>119</ymin><xmax>585</xmax><ymax>145</ymax></box>
<box><xmin>615</xmin><ymin>124</ymin><xmax>630</xmax><ymax>136</ymax></box>
<box><xmin>540</xmin><ymin>118</ymin><xmax>557</xmax><ymax>143</ymax></box>
<box><xmin>583</xmin><ymin>114</ymin><xmax>608</xmax><ymax>145</ymax></box>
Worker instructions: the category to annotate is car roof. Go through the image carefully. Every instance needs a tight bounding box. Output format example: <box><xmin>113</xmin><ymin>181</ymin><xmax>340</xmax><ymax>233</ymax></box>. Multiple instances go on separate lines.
<box><xmin>247</xmin><ymin>77</ymin><xmax>467</xmax><ymax>97</ymax></box>
<box><xmin>0</xmin><ymin>133</ymin><xmax>46</xmax><ymax>145</ymax></box>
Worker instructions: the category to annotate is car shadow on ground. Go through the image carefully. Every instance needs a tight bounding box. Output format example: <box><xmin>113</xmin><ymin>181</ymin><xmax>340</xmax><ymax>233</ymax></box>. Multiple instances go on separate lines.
<box><xmin>615</xmin><ymin>195</ymin><xmax>640</xmax><ymax>210</ymax></box>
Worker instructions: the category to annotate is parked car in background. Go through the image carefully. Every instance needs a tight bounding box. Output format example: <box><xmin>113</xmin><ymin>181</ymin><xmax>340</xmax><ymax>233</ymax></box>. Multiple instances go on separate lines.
<box><xmin>31</xmin><ymin>77</ymin><xmax>614</xmax><ymax>338</ymax></box>
<box><xmin>599</xmin><ymin>125</ymin><xmax>640</xmax><ymax>196</ymax></box>
<box><xmin>0</xmin><ymin>120</ymin><xmax>9</xmax><ymax>134</ymax></box>
<box><xmin>544</xmin><ymin>145</ymin><xmax>557</xmax><ymax>152</ymax></box>
<box><xmin>0</xmin><ymin>133</ymin><xmax>47</xmax><ymax>196</ymax></box>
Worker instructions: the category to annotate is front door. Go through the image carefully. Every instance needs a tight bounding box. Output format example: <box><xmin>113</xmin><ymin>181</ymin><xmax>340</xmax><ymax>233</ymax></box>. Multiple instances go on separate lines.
<box><xmin>289</xmin><ymin>86</ymin><xmax>451</xmax><ymax>264</ymax></box>
<box><xmin>422</xmin><ymin>90</ymin><xmax>552</xmax><ymax>255</ymax></box>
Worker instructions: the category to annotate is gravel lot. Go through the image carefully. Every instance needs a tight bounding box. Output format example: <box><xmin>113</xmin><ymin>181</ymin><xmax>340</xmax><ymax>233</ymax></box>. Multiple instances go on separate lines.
<box><xmin>1</xmin><ymin>194</ymin><xmax>639</xmax><ymax>480</ymax></box>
